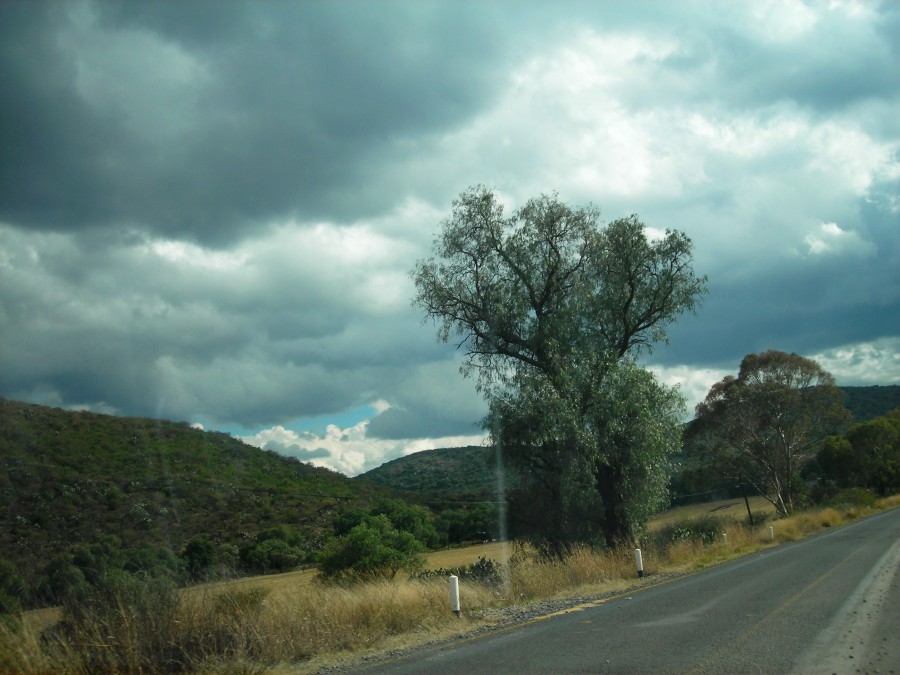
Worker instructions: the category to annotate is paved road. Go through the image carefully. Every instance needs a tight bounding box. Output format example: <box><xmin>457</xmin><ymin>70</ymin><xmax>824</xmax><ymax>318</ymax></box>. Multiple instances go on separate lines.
<box><xmin>360</xmin><ymin>508</ymin><xmax>900</xmax><ymax>674</ymax></box>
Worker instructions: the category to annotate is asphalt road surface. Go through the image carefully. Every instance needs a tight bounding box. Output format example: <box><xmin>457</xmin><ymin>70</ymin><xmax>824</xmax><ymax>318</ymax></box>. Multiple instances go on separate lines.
<box><xmin>359</xmin><ymin>508</ymin><xmax>900</xmax><ymax>674</ymax></box>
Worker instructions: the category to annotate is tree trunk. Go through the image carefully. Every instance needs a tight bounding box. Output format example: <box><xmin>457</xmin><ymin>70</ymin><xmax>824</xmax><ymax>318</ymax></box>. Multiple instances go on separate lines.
<box><xmin>594</xmin><ymin>463</ymin><xmax>631</xmax><ymax>548</ymax></box>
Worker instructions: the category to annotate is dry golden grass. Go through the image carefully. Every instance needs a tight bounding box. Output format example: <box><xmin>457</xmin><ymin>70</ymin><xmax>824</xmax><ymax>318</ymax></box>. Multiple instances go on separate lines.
<box><xmin>181</xmin><ymin>577</ymin><xmax>495</xmax><ymax>670</ymax></box>
<box><xmin>648</xmin><ymin>495</ymin><xmax>776</xmax><ymax>528</ymax></box>
<box><xmin>5</xmin><ymin>577</ymin><xmax>499</xmax><ymax>675</ymax></box>
<box><xmin>877</xmin><ymin>494</ymin><xmax>900</xmax><ymax>509</ymax></box>
<box><xmin>426</xmin><ymin>541</ymin><xmax>512</xmax><ymax>568</ymax></box>
<box><xmin>505</xmin><ymin>546</ymin><xmax>635</xmax><ymax>601</ymax></box>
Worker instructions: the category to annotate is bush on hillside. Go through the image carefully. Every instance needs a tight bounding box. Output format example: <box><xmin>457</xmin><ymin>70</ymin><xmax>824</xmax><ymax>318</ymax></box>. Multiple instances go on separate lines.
<box><xmin>182</xmin><ymin>537</ymin><xmax>217</xmax><ymax>581</ymax></box>
<box><xmin>318</xmin><ymin>515</ymin><xmax>426</xmax><ymax>582</ymax></box>
<box><xmin>239</xmin><ymin>525</ymin><xmax>310</xmax><ymax>574</ymax></box>
<box><xmin>36</xmin><ymin>537</ymin><xmax>182</xmax><ymax>606</ymax></box>
<box><xmin>334</xmin><ymin>499</ymin><xmax>440</xmax><ymax>549</ymax></box>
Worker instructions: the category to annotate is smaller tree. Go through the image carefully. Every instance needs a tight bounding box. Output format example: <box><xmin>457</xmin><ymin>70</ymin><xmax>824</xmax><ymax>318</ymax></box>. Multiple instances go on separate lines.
<box><xmin>182</xmin><ymin>538</ymin><xmax>217</xmax><ymax>581</ymax></box>
<box><xmin>693</xmin><ymin>350</ymin><xmax>850</xmax><ymax>515</ymax></box>
<box><xmin>374</xmin><ymin>499</ymin><xmax>440</xmax><ymax>549</ymax></box>
<box><xmin>819</xmin><ymin>409</ymin><xmax>900</xmax><ymax>495</ymax></box>
<box><xmin>318</xmin><ymin>515</ymin><xmax>426</xmax><ymax>582</ymax></box>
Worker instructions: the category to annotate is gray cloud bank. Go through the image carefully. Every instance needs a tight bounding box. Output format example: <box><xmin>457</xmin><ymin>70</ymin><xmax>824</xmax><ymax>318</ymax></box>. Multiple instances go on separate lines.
<box><xmin>1</xmin><ymin>1</ymin><xmax>898</xmax><ymax>474</ymax></box>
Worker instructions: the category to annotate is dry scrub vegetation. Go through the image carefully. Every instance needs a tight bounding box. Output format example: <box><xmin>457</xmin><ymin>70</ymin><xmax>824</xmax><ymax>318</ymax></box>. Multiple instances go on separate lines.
<box><xmin>3</xmin><ymin>495</ymin><xmax>898</xmax><ymax>674</ymax></box>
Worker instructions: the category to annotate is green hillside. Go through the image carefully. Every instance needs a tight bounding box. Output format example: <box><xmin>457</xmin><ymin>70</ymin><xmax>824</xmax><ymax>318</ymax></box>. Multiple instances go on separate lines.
<box><xmin>0</xmin><ymin>397</ymin><xmax>384</xmax><ymax>588</ymax></box>
<box><xmin>841</xmin><ymin>385</ymin><xmax>900</xmax><ymax>421</ymax></box>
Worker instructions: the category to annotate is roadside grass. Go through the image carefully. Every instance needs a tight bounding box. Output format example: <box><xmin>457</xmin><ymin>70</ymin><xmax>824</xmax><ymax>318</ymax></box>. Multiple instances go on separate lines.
<box><xmin>5</xmin><ymin>495</ymin><xmax>897</xmax><ymax>674</ymax></box>
<box><xmin>505</xmin><ymin>545</ymin><xmax>635</xmax><ymax>601</ymax></box>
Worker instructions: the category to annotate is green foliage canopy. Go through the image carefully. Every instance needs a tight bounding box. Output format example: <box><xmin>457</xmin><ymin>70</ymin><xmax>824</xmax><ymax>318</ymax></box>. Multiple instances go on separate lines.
<box><xmin>318</xmin><ymin>515</ymin><xmax>426</xmax><ymax>581</ymax></box>
<box><xmin>413</xmin><ymin>187</ymin><xmax>706</xmax><ymax>551</ymax></box>
<box><xmin>818</xmin><ymin>408</ymin><xmax>900</xmax><ymax>495</ymax></box>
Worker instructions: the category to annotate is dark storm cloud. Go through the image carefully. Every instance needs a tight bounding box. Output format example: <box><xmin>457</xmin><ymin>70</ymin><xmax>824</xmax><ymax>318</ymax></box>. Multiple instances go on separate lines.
<box><xmin>366</xmin><ymin>405</ymin><xmax>483</xmax><ymax>441</ymax></box>
<box><xmin>0</xmin><ymin>1</ymin><xmax>897</xmax><ymax>473</ymax></box>
<box><xmin>0</xmin><ymin>219</ymin><xmax>450</xmax><ymax>429</ymax></box>
<box><xmin>710</xmin><ymin>34</ymin><xmax>900</xmax><ymax>115</ymax></box>
<box><xmin>655</xmin><ymin>189</ymin><xmax>900</xmax><ymax>369</ymax></box>
<box><xmin>0</xmin><ymin>1</ymin><xmax>507</xmax><ymax>244</ymax></box>
<box><xmin>364</xmin><ymin>359</ymin><xmax>488</xmax><ymax>441</ymax></box>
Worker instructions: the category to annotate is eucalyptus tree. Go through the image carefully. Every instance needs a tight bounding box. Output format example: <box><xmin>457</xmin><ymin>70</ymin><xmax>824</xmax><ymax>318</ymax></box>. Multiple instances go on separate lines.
<box><xmin>412</xmin><ymin>186</ymin><xmax>707</xmax><ymax>550</ymax></box>
<box><xmin>693</xmin><ymin>350</ymin><xmax>851</xmax><ymax>515</ymax></box>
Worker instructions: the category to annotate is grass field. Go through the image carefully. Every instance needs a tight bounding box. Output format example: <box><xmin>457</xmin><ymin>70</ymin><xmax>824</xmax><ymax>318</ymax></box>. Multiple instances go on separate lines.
<box><xmin>16</xmin><ymin>495</ymin><xmax>894</xmax><ymax>675</ymax></box>
<box><xmin>649</xmin><ymin>495</ymin><xmax>776</xmax><ymax>527</ymax></box>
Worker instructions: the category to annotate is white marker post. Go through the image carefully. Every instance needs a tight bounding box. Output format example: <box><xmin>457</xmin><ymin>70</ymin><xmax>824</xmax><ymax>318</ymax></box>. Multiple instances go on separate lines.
<box><xmin>634</xmin><ymin>549</ymin><xmax>644</xmax><ymax>579</ymax></box>
<box><xmin>769</xmin><ymin>526</ymin><xmax>775</xmax><ymax>541</ymax></box>
<box><xmin>449</xmin><ymin>575</ymin><xmax>461</xmax><ymax>617</ymax></box>
<box><xmin>722</xmin><ymin>532</ymin><xmax>728</xmax><ymax>544</ymax></box>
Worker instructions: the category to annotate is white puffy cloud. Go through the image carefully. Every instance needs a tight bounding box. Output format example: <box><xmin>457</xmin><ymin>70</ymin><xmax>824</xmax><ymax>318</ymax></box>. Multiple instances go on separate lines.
<box><xmin>240</xmin><ymin>419</ymin><xmax>485</xmax><ymax>477</ymax></box>
<box><xmin>647</xmin><ymin>364</ymin><xmax>732</xmax><ymax>418</ymax></box>
<box><xmin>811</xmin><ymin>338</ymin><xmax>900</xmax><ymax>385</ymax></box>
<box><xmin>804</xmin><ymin>222</ymin><xmax>876</xmax><ymax>257</ymax></box>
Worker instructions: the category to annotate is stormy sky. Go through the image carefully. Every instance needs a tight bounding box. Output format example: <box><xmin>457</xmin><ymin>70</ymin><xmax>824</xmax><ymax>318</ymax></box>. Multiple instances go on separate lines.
<box><xmin>1</xmin><ymin>1</ymin><xmax>898</xmax><ymax>475</ymax></box>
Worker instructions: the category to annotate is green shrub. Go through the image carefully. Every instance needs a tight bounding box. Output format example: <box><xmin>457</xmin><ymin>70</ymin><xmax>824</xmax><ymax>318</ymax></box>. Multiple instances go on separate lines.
<box><xmin>244</xmin><ymin>538</ymin><xmax>304</xmax><ymax>573</ymax></box>
<box><xmin>183</xmin><ymin>537</ymin><xmax>217</xmax><ymax>581</ymax></box>
<box><xmin>318</xmin><ymin>515</ymin><xmax>426</xmax><ymax>582</ymax></box>
<box><xmin>35</xmin><ymin>552</ymin><xmax>87</xmax><ymax>605</ymax></box>
<box><xmin>123</xmin><ymin>542</ymin><xmax>183</xmax><ymax>580</ymax></box>
<box><xmin>826</xmin><ymin>487</ymin><xmax>878</xmax><ymax>509</ymax></box>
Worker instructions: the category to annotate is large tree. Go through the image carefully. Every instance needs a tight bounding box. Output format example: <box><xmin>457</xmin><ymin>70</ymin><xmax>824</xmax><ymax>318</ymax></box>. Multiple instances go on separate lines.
<box><xmin>412</xmin><ymin>186</ymin><xmax>707</xmax><ymax>550</ymax></box>
<box><xmin>693</xmin><ymin>350</ymin><xmax>851</xmax><ymax>515</ymax></box>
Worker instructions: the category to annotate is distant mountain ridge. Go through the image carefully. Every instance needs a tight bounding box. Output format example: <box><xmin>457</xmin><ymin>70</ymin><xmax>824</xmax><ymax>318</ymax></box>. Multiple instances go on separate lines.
<box><xmin>840</xmin><ymin>384</ymin><xmax>900</xmax><ymax>422</ymax></box>
<box><xmin>358</xmin><ymin>385</ymin><xmax>900</xmax><ymax>496</ymax></box>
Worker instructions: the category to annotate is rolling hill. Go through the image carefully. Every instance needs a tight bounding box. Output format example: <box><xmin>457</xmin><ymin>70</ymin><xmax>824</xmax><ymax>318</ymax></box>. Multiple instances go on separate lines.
<box><xmin>360</xmin><ymin>445</ymin><xmax>496</xmax><ymax>495</ymax></box>
<box><xmin>0</xmin><ymin>397</ymin><xmax>385</xmax><ymax>587</ymax></box>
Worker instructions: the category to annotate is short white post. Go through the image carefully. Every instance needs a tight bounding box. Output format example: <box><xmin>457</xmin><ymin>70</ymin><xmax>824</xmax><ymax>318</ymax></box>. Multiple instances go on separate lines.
<box><xmin>449</xmin><ymin>575</ymin><xmax>461</xmax><ymax>617</ymax></box>
<box><xmin>769</xmin><ymin>526</ymin><xmax>775</xmax><ymax>541</ymax></box>
<box><xmin>722</xmin><ymin>532</ymin><xmax>728</xmax><ymax>544</ymax></box>
<box><xmin>634</xmin><ymin>548</ymin><xmax>644</xmax><ymax>579</ymax></box>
